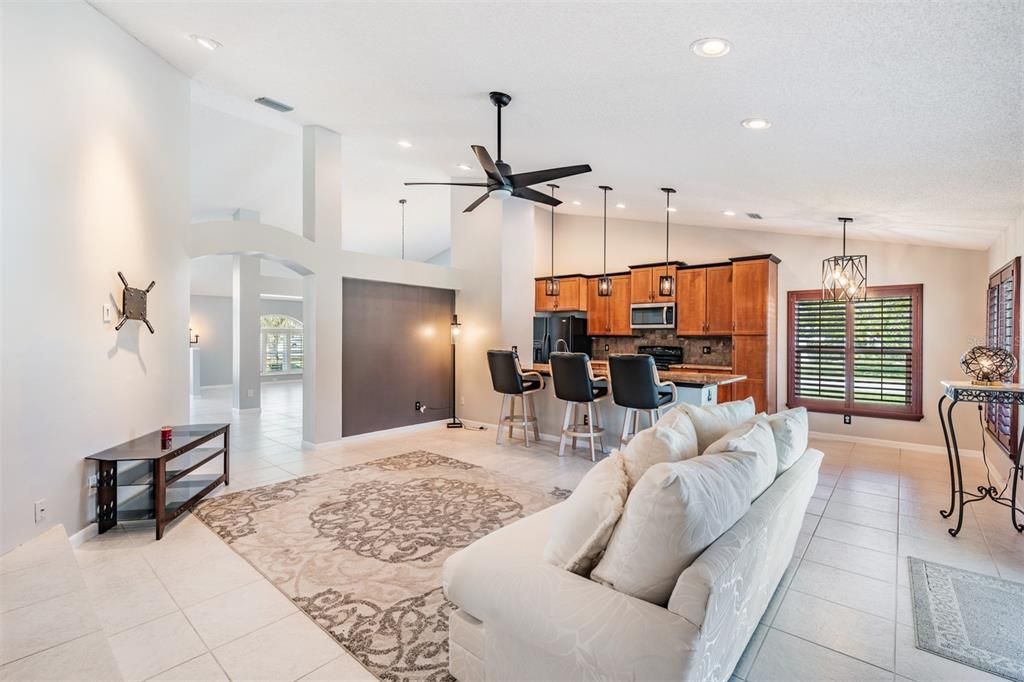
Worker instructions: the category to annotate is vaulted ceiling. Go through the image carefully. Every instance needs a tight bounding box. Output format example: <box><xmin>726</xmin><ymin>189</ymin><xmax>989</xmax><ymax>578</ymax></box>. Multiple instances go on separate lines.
<box><xmin>95</xmin><ymin>0</ymin><xmax>1023</xmax><ymax>251</ymax></box>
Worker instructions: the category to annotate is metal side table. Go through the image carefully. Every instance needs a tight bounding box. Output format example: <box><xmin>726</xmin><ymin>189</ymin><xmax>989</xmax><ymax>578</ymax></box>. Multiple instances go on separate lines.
<box><xmin>937</xmin><ymin>381</ymin><xmax>1024</xmax><ymax>536</ymax></box>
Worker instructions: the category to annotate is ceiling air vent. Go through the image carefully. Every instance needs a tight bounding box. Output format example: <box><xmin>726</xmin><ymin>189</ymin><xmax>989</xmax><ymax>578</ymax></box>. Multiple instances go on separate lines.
<box><xmin>746</xmin><ymin>212</ymin><xmax>763</xmax><ymax>220</ymax></box>
<box><xmin>254</xmin><ymin>97</ymin><xmax>294</xmax><ymax>113</ymax></box>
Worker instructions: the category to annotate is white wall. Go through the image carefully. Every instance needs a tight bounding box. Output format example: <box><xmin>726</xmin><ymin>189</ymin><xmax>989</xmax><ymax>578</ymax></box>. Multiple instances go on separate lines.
<box><xmin>535</xmin><ymin>210</ymin><xmax>990</xmax><ymax>448</ymax></box>
<box><xmin>1</xmin><ymin>2</ymin><xmax>190</xmax><ymax>552</ymax></box>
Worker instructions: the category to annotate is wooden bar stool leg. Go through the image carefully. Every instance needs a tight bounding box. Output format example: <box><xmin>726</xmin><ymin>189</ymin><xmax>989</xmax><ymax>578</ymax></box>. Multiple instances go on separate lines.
<box><xmin>522</xmin><ymin>397</ymin><xmax>531</xmax><ymax>447</ymax></box>
<box><xmin>528</xmin><ymin>395</ymin><xmax>540</xmax><ymax>441</ymax></box>
<box><xmin>571</xmin><ymin>403</ymin><xmax>579</xmax><ymax>450</ymax></box>
<box><xmin>508</xmin><ymin>397</ymin><xmax>517</xmax><ymax>440</ymax></box>
<box><xmin>496</xmin><ymin>394</ymin><xmax>508</xmax><ymax>445</ymax></box>
<box><xmin>586</xmin><ymin>403</ymin><xmax>597</xmax><ymax>462</ymax></box>
<box><xmin>620</xmin><ymin>408</ymin><xmax>633</xmax><ymax>448</ymax></box>
<box><xmin>559</xmin><ymin>402</ymin><xmax>573</xmax><ymax>456</ymax></box>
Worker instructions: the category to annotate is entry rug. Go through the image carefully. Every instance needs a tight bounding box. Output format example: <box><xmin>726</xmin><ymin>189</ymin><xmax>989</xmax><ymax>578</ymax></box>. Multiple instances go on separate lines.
<box><xmin>908</xmin><ymin>556</ymin><xmax>1024</xmax><ymax>682</ymax></box>
<box><xmin>193</xmin><ymin>452</ymin><xmax>563</xmax><ymax>681</ymax></box>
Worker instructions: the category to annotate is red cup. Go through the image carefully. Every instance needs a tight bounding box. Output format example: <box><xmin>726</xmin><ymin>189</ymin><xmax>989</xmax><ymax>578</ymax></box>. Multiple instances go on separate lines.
<box><xmin>160</xmin><ymin>426</ymin><xmax>172</xmax><ymax>448</ymax></box>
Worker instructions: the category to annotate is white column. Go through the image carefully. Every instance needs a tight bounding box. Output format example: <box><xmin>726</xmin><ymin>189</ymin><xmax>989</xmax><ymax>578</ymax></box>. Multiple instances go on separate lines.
<box><xmin>232</xmin><ymin>253</ymin><xmax>261</xmax><ymax>412</ymax></box>
<box><xmin>301</xmin><ymin>125</ymin><xmax>344</xmax><ymax>445</ymax></box>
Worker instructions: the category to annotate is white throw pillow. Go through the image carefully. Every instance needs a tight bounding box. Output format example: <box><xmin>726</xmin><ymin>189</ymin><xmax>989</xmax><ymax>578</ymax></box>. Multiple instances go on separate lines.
<box><xmin>543</xmin><ymin>451</ymin><xmax>629</xmax><ymax>575</ymax></box>
<box><xmin>621</xmin><ymin>417</ymin><xmax>699</xmax><ymax>488</ymax></box>
<box><xmin>703</xmin><ymin>415</ymin><xmax>778</xmax><ymax>499</ymax></box>
<box><xmin>681</xmin><ymin>397</ymin><xmax>756</xmax><ymax>454</ymax></box>
<box><xmin>590</xmin><ymin>452</ymin><xmax>758</xmax><ymax>605</ymax></box>
<box><xmin>768</xmin><ymin>407</ymin><xmax>809</xmax><ymax>476</ymax></box>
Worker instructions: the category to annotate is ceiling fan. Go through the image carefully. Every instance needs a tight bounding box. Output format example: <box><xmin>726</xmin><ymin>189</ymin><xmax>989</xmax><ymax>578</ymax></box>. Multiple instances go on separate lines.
<box><xmin>405</xmin><ymin>91</ymin><xmax>593</xmax><ymax>213</ymax></box>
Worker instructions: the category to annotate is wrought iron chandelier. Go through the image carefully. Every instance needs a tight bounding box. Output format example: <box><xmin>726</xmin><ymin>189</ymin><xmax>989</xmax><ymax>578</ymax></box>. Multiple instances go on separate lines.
<box><xmin>659</xmin><ymin>188</ymin><xmax>676</xmax><ymax>297</ymax></box>
<box><xmin>822</xmin><ymin>217</ymin><xmax>867</xmax><ymax>301</ymax></box>
<box><xmin>597</xmin><ymin>185</ymin><xmax>613</xmax><ymax>296</ymax></box>
<box><xmin>545</xmin><ymin>184</ymin><xmax>560</xmax><ymax>296</ymax></box>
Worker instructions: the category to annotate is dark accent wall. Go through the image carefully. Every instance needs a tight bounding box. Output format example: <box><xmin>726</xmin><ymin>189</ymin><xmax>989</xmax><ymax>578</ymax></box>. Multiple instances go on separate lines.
<box><xmin>342</xmin><ymin>279</ymin><xmax>455</xmax><ymax>436</ymax></box>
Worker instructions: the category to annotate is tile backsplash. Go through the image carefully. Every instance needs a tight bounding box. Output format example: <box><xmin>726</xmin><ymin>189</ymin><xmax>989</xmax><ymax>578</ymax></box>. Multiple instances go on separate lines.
<box><xmin>590</xmin><ymin>331</ymin><xmax>732</xmax><ymax>367</ymax></box>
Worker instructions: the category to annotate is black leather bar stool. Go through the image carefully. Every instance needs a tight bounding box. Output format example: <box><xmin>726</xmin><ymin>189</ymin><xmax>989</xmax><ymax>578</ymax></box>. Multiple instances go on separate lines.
<box><xmin>549</xmin><ymin>352</ymin><xmax>608</xmax><ymax>461</ymax></box>
<box><xmin>608</xmin><ymin>354</ymin><xmax>678</xmax><ymax>447</ymax></box>
<box><xmin>486</xmin><ymin>350</ymin><xmax>544</xmax><ymax>447</ymax></box>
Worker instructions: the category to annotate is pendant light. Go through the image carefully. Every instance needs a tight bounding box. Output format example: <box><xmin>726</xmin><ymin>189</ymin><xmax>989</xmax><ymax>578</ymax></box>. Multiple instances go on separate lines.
<box><xmin>659</xmin><ymin>188</ymin><xmax>677</xmax><ymax>297</ymax></box>
<box><xmin>545</xmin><ymin>184</ymin><xmax>560</xmax><ymax>296</ymax></box>
<box><xmin>822</xmin><ymin>217</ymin><xmax>867</xmax><ymax>301</ymax></box>
<box><xmin>597</xmin><ymin>185</ymin><xmax>613</xmax><ymax>296</ymax></box>
<box><xmin>399</xmin><ymin>198</ymin><xmax>407</xmax><ymax>260</ymax></box>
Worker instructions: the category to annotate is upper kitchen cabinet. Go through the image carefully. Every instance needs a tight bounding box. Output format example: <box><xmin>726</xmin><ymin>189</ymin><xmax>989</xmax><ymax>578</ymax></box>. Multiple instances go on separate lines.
<box><xmin>534</xmin><ymin>276</ymin><xmax>588</xmax><ymax>312</ymax></box>
<box><xmin>630</xmin><ymin>264</ymin><xmax>678</xmax><ymax>303</ymax></box>
<box><xmin>587</xmin><ymin>274</ymin><xmax>632</xmax><ymax>336</ymax></box>
<box><xmin>676</xmin><ymin>264</ymin><xmax>733</xmax><ymax>335</ymax></box>
<box><xmin>731</xmin><ymin>256</ymin><xmax>779</xmax><ymax>334</ymax></box>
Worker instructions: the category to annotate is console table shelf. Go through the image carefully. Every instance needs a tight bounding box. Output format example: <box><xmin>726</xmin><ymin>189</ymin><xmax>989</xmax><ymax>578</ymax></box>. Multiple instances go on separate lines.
<box><xmin>86</xmin><ymin>424</ymin><xmax>230</xmax><ymax>540</ymax></box>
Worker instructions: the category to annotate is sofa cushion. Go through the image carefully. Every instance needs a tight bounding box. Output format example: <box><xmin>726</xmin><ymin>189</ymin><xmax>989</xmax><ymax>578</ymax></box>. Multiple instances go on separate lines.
<box><xmin>590</xmin><ymin>451</ymin><xmax>758</xmax><ymax>605</ymax></box>
<box><xmin>768</xmin><ymin>407</ymin><xmax>809</xmax><ymax>475</ymax></box>
<box><xmin>621</xmin><ymin>415</ymin><xmax>699</xmax><ymax>488</ymax></box>
<box><xmin>680</xmin><ymin>397</ymin><xmax>756</xmax><ymax>453</ymax></box>
<box><xmin>543</xmin><ymin>451</ymin><xmax>629</xmax><ymax>574</ymax></box>
<box><xmin>703</xmin><ymin>416</ymin><xmax>778</xmax><ymax>498</ymax></box>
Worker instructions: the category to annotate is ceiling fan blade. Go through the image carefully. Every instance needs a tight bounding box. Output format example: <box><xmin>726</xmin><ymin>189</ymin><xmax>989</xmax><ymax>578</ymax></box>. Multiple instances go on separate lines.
<box><xmin>512</xmin><ymin>186</ymin><xmax>562</xmax><ymax>207</ymax></box>
<box><xmin>471</xmin><ymin>145</ymin><xmax>505</xmax><ymax>183</ymax></box>
<box><xmin>404</xmin><ymin>182</ymin><xmax>489</xmax><ymax>187</ymax></box>
<box><xmin>507</xmin><ymin>164</ymin><xmax>593</xmax><ymax>188</ymax></box>
<box><xmin>462</xmin><ymin>192</ymin><xmax>491</xmax><ymax>213</ymax></box>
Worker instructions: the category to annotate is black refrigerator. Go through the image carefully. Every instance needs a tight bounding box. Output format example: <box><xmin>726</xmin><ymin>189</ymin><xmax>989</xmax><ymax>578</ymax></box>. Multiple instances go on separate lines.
<box><xmin>533</xmin><ymin>315</ymin><xmax>591</xmax><ymax>363</ymax></box>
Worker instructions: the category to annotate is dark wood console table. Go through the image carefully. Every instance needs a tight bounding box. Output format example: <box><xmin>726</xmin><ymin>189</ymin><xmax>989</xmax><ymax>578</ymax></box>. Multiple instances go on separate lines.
<box><xmin>938</xmin><ymin>381</ymin><xmax>1024</xmax><ymax>537</ymax></box>
<box><xmin>86</xmin><ymin>424</ymin><xmax>229</xmax><ymax>540</ymax></box>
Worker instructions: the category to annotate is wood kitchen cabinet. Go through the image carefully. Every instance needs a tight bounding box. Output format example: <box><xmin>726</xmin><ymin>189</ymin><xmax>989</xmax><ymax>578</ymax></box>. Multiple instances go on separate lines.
<box><xmin>731</xmin><ymin>257</ymin><xmax>777</xmax><ymax>334</ymax></box>
<box><xmin>676</xmin><ymin>264</ymin><xmax>733</xmax><ymax>335</ymax></box>
<box><xmin>534</xmin><ymin>276</ymin><xmax>588</xmax><ymax>312</ymax></box>
<box><xmin>587</xmin><ymin>275</ymin><xmax>632</xmax><ymax>336</ymax></box>
<box><xmin>630</xmin><ymin>265</ymin><xmax>678</xmax><ymax>303</ymax></box>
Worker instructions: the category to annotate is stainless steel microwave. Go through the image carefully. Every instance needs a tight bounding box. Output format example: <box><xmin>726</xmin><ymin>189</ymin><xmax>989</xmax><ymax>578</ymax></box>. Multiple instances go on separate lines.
<box><xmin>631</xmin><ymin>302</ymin><xmax>676</xmax><ymax>329</ymax></box>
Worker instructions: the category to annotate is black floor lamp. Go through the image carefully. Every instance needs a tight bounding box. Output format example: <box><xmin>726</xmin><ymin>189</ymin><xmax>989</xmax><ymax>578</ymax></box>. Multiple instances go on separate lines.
<box><xmin>448</xmin><ymin>314</ymin><xmax>463</xmax><ymax>428</ymax></box>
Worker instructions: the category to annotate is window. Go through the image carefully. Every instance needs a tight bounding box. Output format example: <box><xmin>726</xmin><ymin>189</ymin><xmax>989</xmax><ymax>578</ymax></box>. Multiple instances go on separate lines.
<box><xmin>260</xmin><ymin>315</ymin><xmax>303</xmax><ymax>375</ymax></box>
<box><xmin>985</xmin><ymin>258</ymin><xmax>1020</xmax><ymax>456</ymax></box>
<box><xmin>787</xmin><ymin>284</ymin><xmax>923</xmax><ymax>420</ymax></box>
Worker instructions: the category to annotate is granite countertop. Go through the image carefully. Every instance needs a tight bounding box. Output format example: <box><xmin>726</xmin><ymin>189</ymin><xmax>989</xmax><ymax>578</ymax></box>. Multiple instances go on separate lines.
<box><xmin>670</xmin><ymin>363</ymin><xmax>733</xmax><ymax>372</ymax></box>
<box><xmin>527</xmin><ymin>362</ymin><xmax>746</xmax><ymax>388</ymax></box>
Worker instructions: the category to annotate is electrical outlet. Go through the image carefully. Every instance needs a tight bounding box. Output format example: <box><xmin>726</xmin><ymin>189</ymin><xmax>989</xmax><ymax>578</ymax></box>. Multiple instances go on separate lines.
<box><xmin>511</xmin><ymin>345</ymin><xmax>518</xmax><ymax>358</ymax></box>
<box><xmin>415</xmin><ymin>400</ymin><xmax>422</xmax><ymax>412</ymax></box>
<box><xmin>87</xmin><ymin>473</ymin><xmax>98</xmax><ymax>489</ymax></box>
<box><xmin>702</xmin><ymin>346</ymin><xmax>712</xmax><ymax>354</ymax></box>
<box><xmin>247</xmin><ymin>389</ymin><xmax>255</xmax><ymax>398</ymax></box>
<box><xmin>843</xmin><ymin>414</ymin><xmax>852</xmax><ymax>425</ymax></box>
<box><xmin>34</xmin><ymin>499</ymin><xmax>47</xmax><ymax>523</ymax></box>
<box><xmin>583</xmin><ymin>414</ymin><xmax>589</xmax><ymax>426</ymax></box>
<box><xmin>604</xmin><ymin>344</ymin><xmax>610</xmax><ymax>352</ymax></box>
<box><xmin>102</xmin><ymin>303</ymin><xmax>113</xmax><ymax>323</ymax></box>
<box><xmin>460</xmin><ymin>396</ymin><xmax>465</xmax><ymax>406</ymax></box>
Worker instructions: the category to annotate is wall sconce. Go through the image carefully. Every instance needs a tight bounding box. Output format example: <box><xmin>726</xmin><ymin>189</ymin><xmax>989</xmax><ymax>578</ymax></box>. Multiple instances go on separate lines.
<box><xmin>189</xmin><ymin>327</ymin><xmax>200</xmax><ymax>345</ymax></box>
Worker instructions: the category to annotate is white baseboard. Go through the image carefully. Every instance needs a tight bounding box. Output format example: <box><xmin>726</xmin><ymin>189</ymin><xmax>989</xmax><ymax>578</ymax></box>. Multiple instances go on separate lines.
<box><xmin>232</xmin><ymin>407</ymin><xmax>261</xmax><ymax>415</ymax></box>
<box><xmin>301</xmin><ymin>419</ymin><xmax>450</xmax><ymax>450</ymax></box>
<box><xmin>199</xmin><ymin>383</ymin><xmax>232</xmax><ymax>389</ymax></box>
<box><xmin>68</xmin><ymin>523</ymin><xmax>97</xmax><ymax>548</ymax></box>
<box><xmin>808</xmin><ymin>430</ymin><xmax>982</xmax><ymax>458</ymax></box>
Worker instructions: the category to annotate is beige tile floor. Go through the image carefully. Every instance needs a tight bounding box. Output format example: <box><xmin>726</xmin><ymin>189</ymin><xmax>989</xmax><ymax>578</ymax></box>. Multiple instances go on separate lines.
<box><xmin>60</xmin><ymin>382</ymin><xmax>1024</xmax><ymax>681</ymax></box>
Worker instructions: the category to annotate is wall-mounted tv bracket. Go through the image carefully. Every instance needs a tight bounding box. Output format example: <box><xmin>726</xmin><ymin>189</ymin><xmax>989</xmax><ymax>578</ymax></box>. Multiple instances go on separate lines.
<box><xmin>115</xmin><ymin>271</ymin><xmax>155</xmax><ymax>333</ymax></box>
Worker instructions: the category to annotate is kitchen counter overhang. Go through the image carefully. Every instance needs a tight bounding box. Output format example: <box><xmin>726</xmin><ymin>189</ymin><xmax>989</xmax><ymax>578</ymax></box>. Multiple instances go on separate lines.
<box><xmin>526</xmin><ymin>361</ymin><xmax>745</xmax><ymax>389</ymax></box>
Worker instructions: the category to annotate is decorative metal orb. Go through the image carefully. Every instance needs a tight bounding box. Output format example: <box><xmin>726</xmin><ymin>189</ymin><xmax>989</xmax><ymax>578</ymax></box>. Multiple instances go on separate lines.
<box><xmin>960</xmin><ymin>346</ymin><xmax>1017</xmax><ymax>385</ymax></box>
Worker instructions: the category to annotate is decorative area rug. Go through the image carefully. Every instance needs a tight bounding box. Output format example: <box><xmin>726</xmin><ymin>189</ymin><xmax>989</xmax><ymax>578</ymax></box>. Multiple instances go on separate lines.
<box><xmin>194</xmin><ymin>452</ymin><xmax>565</xmax><ymax>681</ymax></box>
<box><xmin>908</xmin><ymin>556</ymin><xmax>1024</xmax><ymax>682</ymax></box>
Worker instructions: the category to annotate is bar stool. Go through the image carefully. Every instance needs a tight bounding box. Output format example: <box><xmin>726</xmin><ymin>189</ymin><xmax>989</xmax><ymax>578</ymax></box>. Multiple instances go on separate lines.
<box><xmin>549</xmin><ymin>352</ymin><xmax>608</xmax><ymax>461</ymax></box>
<box><xmin>608</xmin><ymin>353</ymin><xmax>679</xmax><ymax>447</ymax></box>
<box><xmin>486</xmin><ymin>350</ymin><xmax>544</xmax><ymax>447</ymax></box>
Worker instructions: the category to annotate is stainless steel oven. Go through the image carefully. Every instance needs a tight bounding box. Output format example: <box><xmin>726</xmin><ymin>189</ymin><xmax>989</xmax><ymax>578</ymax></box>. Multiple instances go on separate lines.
<box><xmin>630</xmin><ymin>302</ymin><xmax>676</xmax><ymax>329</ymax></box>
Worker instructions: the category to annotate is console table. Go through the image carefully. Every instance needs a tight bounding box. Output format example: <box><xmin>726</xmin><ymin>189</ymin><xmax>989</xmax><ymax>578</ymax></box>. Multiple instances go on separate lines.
<box><xmin>86</xmin><ymin>424</ymin><xmax>229</xmax><ymax>540</ymax></box>
<box><xmin>938</xmin><ymin>381</ymin><xmax>1024</xmax><ymax>537</ymax></box>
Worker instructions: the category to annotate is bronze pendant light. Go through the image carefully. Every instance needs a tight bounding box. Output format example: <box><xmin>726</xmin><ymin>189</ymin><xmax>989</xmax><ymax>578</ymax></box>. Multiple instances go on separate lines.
<box><xmin>597</xmin><ymin>185</ymin><xmax>613</xmax><ymax>296</ymax></box>
<box><xmin>822</xmin><ymin>217</ymin><xmax>867</xmax><ymax>301</ymax></box>
<box><xmin>659</xmin><ymin>188</ymin><xmax>676</xmax><ymax>297</ymax></box>
<box><xmin>399</xmin><ymin>199</ymin><xmax>407</xmax><ymax>260</ymax></box>
<box><xmin>545</xmin><ymin>184</ymin><xmax>560</xmax><ymax>296</ymax></box>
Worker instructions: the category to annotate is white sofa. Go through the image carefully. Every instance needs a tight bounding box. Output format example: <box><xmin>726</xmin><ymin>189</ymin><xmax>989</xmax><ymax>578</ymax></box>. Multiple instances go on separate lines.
<box><xmin>442</xmin><ymin>447</ymin><xmax>823</xmax><ymax>681</ymax></box>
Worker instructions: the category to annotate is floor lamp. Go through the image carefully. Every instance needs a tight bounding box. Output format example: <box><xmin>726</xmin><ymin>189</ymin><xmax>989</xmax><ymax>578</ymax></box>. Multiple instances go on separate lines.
<box><xmin>448</xmin><ymin>314</ymin><xmax>463</xmax><ymax>428</ymax></box>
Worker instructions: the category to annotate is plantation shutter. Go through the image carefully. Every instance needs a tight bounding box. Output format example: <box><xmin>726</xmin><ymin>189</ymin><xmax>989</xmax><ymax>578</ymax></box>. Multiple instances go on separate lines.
<box><xmin>985</xmin><ymin>258</ymin><xmax>1020</xmax><ymax>456</ymax></box>
<box><xmin>788</xmin><ymin>285</ymin><xmax>923</xmax><ymax>420</ymax></box>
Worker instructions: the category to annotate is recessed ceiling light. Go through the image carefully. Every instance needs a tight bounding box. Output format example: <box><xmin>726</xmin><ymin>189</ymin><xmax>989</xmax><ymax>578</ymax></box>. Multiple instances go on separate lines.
<box><xmin>616</xmin><ymin>203</ymin><xmax>626</xmax><ymax>209</ymax></box>
<box><xmin>571</xmin><ymin>200</ymin><xmax>582</xmax><ymax>206</ymax></box>
<box><xmin>691</xmin><ymin>37</ymin><xmax>731</xmax><ymax>58</ymax></box>
<box><xmin>397</xmin><ymin>140</ymin><xmax>413</xmax><ymax>148</ymax></box>
<box><xmin>188</xmin><ymin>34</ymin><xmax>221</xmax><ymax>51</ymax></box>
<box><xmin>741</xmin><ymin>118</ymin><xmax>772</xmax><ymax>130</ymax></box>
<box><xmin>666</xmin><ymin>207</ymin><xmax>677</xmax><ymax>213</ymax></box>
<box><xmin>722</xmin><ymin>210</ymin><xmax>736</xmax><ymax>216</ymax></box>
<box><xmin>456</xmin><ymin>163</ymin><xmax>473</xmax><ymax>171</ymax></box>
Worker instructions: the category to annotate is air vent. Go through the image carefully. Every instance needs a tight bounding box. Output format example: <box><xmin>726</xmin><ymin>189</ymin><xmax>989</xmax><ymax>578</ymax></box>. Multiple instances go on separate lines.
<box><xmin>254</xmin><ymin>97</ymin><xmax>294</xmax><ymax>113</ymax></box>
<box><xmin>746</xmin><ymin>212</ymin><xmax>763</xmax><ymax>220</ymax></box>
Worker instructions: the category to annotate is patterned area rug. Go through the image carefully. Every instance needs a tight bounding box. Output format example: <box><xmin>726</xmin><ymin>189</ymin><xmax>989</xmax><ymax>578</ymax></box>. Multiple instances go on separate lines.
<box><xmin>193</xmin><ymin>452</ymin><xmax>565</xmax><ymax>681</ymax></box>
<box><xmin>908</xmin><ymin>556</ymin><xmax>1024</xmax><ymax>682</ymax></box>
